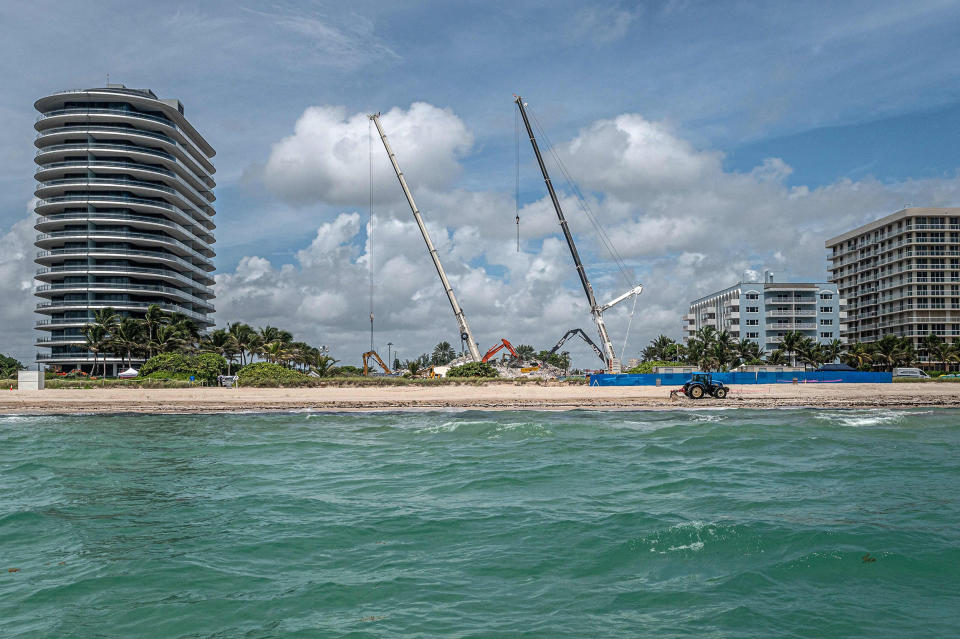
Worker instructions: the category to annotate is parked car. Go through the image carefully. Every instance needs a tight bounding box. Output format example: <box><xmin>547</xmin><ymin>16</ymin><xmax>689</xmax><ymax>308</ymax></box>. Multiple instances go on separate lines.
<box><xmin>893</xmin><ymin>367</ymin><xmax>930</xmax><ymax>378</ymax></box>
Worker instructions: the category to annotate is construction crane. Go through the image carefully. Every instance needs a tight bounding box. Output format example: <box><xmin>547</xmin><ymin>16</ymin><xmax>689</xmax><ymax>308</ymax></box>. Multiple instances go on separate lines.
<box><xmin>514</xmin><ymin>95</ymin><xmax>643</xmax><ymax>372</ymax></box>
<box><xmin>549</xmin><ymin>328</ymin><xmax>606</xmax><ymax>365</ymax></box>
<box><xmin>362</xmin><ymin>350</ymin><xmax>392</xmax><ymax>376</ymax></box>
<box><xmin>369</xmin><ymin>113</ymin><xmax>482</xmax><ymax>362</ymax></box>
<box><xmin>481</xmin><ymin>338</ymin><xmax>520</xmax><ymax>363</ymax></box>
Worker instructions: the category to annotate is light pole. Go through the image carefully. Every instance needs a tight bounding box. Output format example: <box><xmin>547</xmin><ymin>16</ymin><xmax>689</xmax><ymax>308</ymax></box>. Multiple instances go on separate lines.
<box><xmin>387</xmin><ymin>342</ymin><xmax>393</xmax><ymax>368</ymax></box>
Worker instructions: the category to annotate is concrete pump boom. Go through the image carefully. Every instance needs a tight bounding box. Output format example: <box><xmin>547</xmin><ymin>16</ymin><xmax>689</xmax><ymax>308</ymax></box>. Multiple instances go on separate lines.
<box><xmin>369</xmin><ymin>113</ymin><xmax>482</xmax><ymax>362</ymax></box>
<box><xmin>514</xmin><ymin>95</ymin><xmax>641</xmax><ymax>371</ymax></box>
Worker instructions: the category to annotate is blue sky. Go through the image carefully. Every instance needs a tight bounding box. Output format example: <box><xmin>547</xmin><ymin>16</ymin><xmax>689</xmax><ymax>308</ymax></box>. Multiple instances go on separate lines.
<box><xmin>2</xmin><ymin>0</ymin><xmax>960</xmax><ymax>365</ymax></box>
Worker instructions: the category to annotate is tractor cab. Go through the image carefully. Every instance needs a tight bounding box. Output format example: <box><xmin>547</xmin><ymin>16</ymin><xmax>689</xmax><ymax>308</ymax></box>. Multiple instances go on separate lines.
<box><xmin>681</xmin><ymin>372</ymin><xmax>730</xmax><ymax>399</ymax></box>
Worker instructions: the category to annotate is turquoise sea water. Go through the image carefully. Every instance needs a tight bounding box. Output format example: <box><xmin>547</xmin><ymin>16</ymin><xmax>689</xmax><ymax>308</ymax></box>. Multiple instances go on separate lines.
<box><xmin>1</xmin><ymin>408</ymin><xmax>958</xmax><ymax>638</ymax></box>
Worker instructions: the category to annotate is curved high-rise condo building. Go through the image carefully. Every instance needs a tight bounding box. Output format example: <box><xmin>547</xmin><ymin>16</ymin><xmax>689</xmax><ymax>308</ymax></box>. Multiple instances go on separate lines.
<box><xmin>33</xmin><ymin>84</ymin><xmax>216</xmax><ymax>374</ymax></box>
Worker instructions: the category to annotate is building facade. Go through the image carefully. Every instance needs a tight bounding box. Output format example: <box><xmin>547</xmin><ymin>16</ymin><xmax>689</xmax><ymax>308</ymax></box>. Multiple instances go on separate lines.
<box><xmin>33</xmin><ymin>85</ymin><xmax>216</xmax><ymax>374</ymax></box>
<box><xmin>826</xmin><ymin>207</ymin><xmax>960</xmax><ymax>351</ymax></box>
<box><xmin>683</xmin><ymin>274</ymin><xmax>843</xmax><ymax>353</ymax></box>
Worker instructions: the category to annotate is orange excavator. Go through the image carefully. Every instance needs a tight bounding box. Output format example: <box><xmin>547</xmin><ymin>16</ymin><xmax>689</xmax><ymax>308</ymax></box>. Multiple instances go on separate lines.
<box><xmin>481</xmin><ymin>338</ymin><xmax>520</xmax><ymax>363</ymax></box>
<box><xmin>362</xmin><ymin>350</ymin><xmax>392</xmax><ymax>376</ymax></box>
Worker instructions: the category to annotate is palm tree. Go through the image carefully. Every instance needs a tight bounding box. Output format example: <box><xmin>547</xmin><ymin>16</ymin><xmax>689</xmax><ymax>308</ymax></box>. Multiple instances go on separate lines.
<box><xmin>779</xmin><ymin>330</ymin><xmax>804</xmax><ymax>367</ymax></box>
<box><xmin>822</xmin><ymin>339</ymin><xmax>843</xmax><ymax>364</ymax></box>
<box><xmin>709</xmin><ymin>341</ymin><xmax>732</xmax><ymax>371</ymax></box>
<box><xmin>201</xmin><ymin>329</ymin><xmax>239</xmax><ymax>374</ymax></box>
<box><xmin>142</xmin><ymin>304</ymin><xmax>168</xmax><ymax>358</ymax></box>
<box><xmin>796</xmin><ymin>338</ymin><xmax>824</xmax><ymax>369</ymax></box>
<box><xmin>694</xmin><ymin>326</ymin><xmax>718</xmax><ymax>349</ymax></box>
<box><xmin>261</xmin><ymin>341</ymin><xmax>287</xmax><ymax>364</ymax></box>
<box><xmin>642</xmin><ymin>334</ymin><xmax>676</xmax><ymax>362</ymax></box>
<box><xmin>311</xmin><ymin>355</ymin><xmax>340</xmax><ymax>377</ymax></box>
<box><xmin>406</xmin><ymin>359</ymin><xmax>421</xmax><ymax>376</ymax></box>
<box><xmin>766</xmin><ymin>349</ymin><xmax>788</xmax><ymax>365</ymax></box>
<box><xmin>81</xmin><ymin>324</ymin><xmax>107</xmax><ymax>377</ymax></box>
<box><xmin>227</xmin><ymin>322</ymin><xmax>256</xmax><ymax>365</ymax></box>
<box><xmin>736</xmin><ymin>338</ymin><xmax>764</xmax><ymax>365</ymax></box>
<box><xmin>873</xmin><ymin>335</ymin><xmax>912</xmax><ymax>371</ymax></box>
<box><xmin>841</xmin><ymin>342</ymin><xmax>873</xmax><ymax>370</ymax></box>
<box><xmin>432</xmin><ymin>341</ymin><xmax>456</xmax><ymax>365</ymax></box>
<box><xmin>152</xmin><ymin>324</ymin><xmax>186</xmax><ymax>354</ymax></box>
<box><xmin>514</xmin><ymin>344</ymin><xmax>536</xmax><ymax>362</ymax></box>
<box><xmin>110</xmin><ymin>317</ymin><xmax>143</xmax><ymax>369</ymax></box>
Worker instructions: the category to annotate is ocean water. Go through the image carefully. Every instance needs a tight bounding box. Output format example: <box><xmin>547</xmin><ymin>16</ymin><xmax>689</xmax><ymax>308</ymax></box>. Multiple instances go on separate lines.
<box><xmin>1</xmin><ymin>409</ymin><xmax>958</xmax><ymax>638</ymax></box>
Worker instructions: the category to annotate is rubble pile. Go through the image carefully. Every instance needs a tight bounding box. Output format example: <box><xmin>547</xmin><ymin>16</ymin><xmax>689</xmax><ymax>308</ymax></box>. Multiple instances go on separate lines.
<box><xmin>439</xmin><ymin>356</ymin><xmax>567</xmax><ymax>379</ymax></box>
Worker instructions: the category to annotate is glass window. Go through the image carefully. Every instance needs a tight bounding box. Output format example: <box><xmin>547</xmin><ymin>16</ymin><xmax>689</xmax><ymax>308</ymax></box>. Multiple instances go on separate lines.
<box><xmin>820</xmin><ymin>319</ymin><xmax>833</xmax><ymax>326</ymax></box>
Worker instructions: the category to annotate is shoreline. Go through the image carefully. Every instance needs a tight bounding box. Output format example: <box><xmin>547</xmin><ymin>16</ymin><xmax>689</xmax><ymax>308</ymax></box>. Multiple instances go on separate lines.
<box><xmin>2</xmin><ymin>383</ymin><xmax>959</xmax><ymax>414</ymax></box>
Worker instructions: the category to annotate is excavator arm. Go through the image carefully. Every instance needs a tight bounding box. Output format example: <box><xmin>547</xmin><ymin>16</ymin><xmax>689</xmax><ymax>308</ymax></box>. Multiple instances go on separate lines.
<box><xmin>362</xmin><ymin>350</ymin><xmax>392</xmax><ymax>376</ymax></box>
<box><xmin>549</xmin><ymin>328</ymin><xmax>606</xmax><ymax>364</ymax></box>
<box><xmin>482</xmin><ymin>338</ymin><xmax>520</xmax><ymax>363</ymax></box>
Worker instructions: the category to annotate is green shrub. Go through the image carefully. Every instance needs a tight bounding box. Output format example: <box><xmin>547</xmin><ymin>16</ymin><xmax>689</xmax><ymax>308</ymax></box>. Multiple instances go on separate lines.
<box><xmin>237</xmin><ymin>362</ymin><xmax>313</xmax><ymax>387</ymax></box>
<box><xmin>193</xmin><ymin>352</ymin><xmax>228</xmax><ymax>380</ymax></box>
<box><xmin>0</xmin><ymin>354</ymin><xmax>25</xmax><ymax>378</ymax></box>
<box><xmin>446</xmin><ymin>361</ymin><xmax>499</xmax><ymax>378</ymax></box>
<box><xmin>139</xmin><ymin>353</ymin><xmax>193</xmax><ymax>376</ymax></box>
<box><xmin>626</xmin><ymin>360</ymin><xmax>685</xmax><ymax>374</ymax></box>
<box><xmin>139</xmin><ymin>352</ymin><xmax>227</xmax><ymax>382</ymax></box>
<box><xmin>329</xmin><ymin>365</ymin><xmax>362</xmax><ymax>377</ymax></box>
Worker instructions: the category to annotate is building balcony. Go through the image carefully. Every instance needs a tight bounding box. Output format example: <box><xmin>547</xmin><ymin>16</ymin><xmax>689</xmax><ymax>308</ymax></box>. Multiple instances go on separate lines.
<box><xmin>34</xmin><ymin>142</ymin><xmax>214</xmax><ymax>191</ymax></box>
<box><xmin>36</xmin><ymin>264</ymin><xmax>213</xmax><ymax>298</ymax></box>
<box><xmin>35</xmin><ymin>282</ymin><xmax>215</xmax><ymax>311</ymax></box>
<box><xmin>36</xmin><ymin>210</ymin><xmax>214</xmax><ymax>248</ymax></box>
<box><xmin>35</xmin><ymin>299</ymin><xmax>211</xmax><ymax>324</ymax></box>
<box><xmin>35</xmin><ymin>230</ymin><xmax>214</xmax><ymax>265</ymax></box>
<box><xmin>35</xmin><ymin>159</ymin><xmax>215</xmax><ymax>208</ymax></box>
<box><xmin>35</xmin><ymin>176</ymin><xmax>214</xmax><ymax>223</ymax></box>
<box><xmin>35</xmin><ymin>248</ymin><xmax>215</xmax><ymax>285</ymax></box>
<box><xmin>35</xmin><ymin>192</ymin><xmax>213</xmax><ymax>231</ymax></box>
<box><xmin>766</xmin><ymin>309</ymin><xmax>816</xmax><ymax>317</ymax></box>
<box><xmin>35</xmin><ymin>125</ymin><xmax>214</xmax><ymax>179</ymax></box>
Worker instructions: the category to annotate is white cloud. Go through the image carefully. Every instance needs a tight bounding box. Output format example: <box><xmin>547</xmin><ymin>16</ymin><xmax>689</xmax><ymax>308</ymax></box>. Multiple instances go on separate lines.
<box><xmin>262</xmin><ymin>103</ymin><xmax>473</xmax><ymax>206</ymax></box>
<box><xmin>219</xmin><ymin>104</ymin><xmax>960</xmax><ymax>366</ymax></box>
<box><xmin>0</xmin><ymin>205</ymin><xmax>39</xmax><ymax>364</ymax></box>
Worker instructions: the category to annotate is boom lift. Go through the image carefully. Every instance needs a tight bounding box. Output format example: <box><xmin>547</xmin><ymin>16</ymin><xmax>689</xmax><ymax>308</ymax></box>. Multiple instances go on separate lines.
<box><xmin>369</xmin><ymin>113</ymin><xmax>482</xmax><ymax>362</ymax></box>
<box><xmin>549</xmin><ymin>328</ymin><xmax>606</xmax><ymax>365</ymax></box>
<box><xmin>362</xmin><ymin>350</ymin><xmax>392</xmax><ymax>376</ymax></box>
<box><xmin>514</xmin><ymin>95</ymin><xmax>643</xmax><ymax>372</ymax></box>
<box><xmin>481</xmin><ymin>338</ymin><xmax>520</xmax><ymax>363</ymax></box>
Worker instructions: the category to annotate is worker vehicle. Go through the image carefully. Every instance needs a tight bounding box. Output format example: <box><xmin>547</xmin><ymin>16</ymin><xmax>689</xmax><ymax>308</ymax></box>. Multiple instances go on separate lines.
<box><xmin>362</xmin><ymin>350</ymin><xmax>392</xmax><ymax>376</ymax></box>
<box><xmin>682</xmin><ymin>373</ymin><xmax>730</xmax><ymax>399</ymax></box>
<box><xmin>482</xmin><ymin>338</ymin><xmax>520</xmax><ymax>363</ymax></box>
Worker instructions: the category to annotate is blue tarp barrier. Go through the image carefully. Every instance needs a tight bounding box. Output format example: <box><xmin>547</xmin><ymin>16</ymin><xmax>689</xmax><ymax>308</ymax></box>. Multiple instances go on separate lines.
<box><xmin>589</xmin><ymin>371</ymin><xmax>893</xmax><ymax>386</ymax></box>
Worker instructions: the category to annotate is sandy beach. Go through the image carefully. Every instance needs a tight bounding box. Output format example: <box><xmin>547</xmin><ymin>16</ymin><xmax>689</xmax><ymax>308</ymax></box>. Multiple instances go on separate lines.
<box><xmin>1</xmin><ymin>382</ymin><xmax>958</xmax><ymax>414</ymax></box>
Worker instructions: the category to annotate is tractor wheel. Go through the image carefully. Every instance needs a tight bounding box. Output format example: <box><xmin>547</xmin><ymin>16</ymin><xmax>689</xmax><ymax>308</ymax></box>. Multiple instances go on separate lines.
<box><xmin>714</xmin><ymin>387</ymin><xmax>728</xmax><ymax>399</ymax></box>
<box><xmin>689</xmin><ymin>385</ymin><xmax>705</xmax><ymax>399</ymax></box>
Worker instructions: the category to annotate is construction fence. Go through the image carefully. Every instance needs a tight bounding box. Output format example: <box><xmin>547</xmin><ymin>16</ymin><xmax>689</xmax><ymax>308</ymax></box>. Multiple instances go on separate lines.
<box><xmin>588</xmin><ymin>371</ymin><xmax>893</xmax><ymax>386</ymax></box>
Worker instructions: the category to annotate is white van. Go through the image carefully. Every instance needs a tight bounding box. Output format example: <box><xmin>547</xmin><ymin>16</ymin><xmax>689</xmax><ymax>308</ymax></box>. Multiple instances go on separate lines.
<box><xmin>893</xmin><ymin>367</ymin><xmax>930</xmax><ymax>378</ymax></box>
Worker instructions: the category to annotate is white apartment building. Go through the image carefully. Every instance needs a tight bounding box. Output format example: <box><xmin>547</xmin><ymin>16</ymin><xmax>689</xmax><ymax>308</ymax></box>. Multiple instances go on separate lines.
<box><xmin>826</xmin><ymin>207</ymin><xmax>960</xmax><ymax>349</ymax></box>
<box><xmin>683</xmin><ymin>273</ymin><xmax>844</xmax><ymax>352</ymax></box>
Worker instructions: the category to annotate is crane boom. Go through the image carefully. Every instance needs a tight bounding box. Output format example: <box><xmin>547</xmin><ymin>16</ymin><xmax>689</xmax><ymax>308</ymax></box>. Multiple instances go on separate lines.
<box><xmin>369</xmin><ymin>113</ymin><xmax>482</xmax><ymax>362</ymax></box>
<box><xmin>514</xmin><ymin>95</ymin><xmax>620</xmax><ymax>369</ymax></box>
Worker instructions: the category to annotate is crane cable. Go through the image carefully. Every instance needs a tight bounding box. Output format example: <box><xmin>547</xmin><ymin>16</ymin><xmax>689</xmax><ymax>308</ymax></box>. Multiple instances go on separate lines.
<box><xmin>368</xmin><ymin>118</ymin><xmax>374</xmax><ymax>352</ymax></box>
<box><xmin>527</xmin><ymin>107</ymin><xmax>633</xmax><ymax>288</ymax></box>
<box><xmin>515</xmin><ymin>106</ymin><xmax>520</xmax><ymax>252</ymax></box>
<box><xmin>526</xmin><ymin>103</ymin><xmax>641</xmax><ymax>356</ymax></box>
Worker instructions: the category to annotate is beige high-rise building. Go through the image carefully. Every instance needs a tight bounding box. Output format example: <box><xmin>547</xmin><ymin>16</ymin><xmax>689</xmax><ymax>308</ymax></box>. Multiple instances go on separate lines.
<box><xmin>826</xmin><ymin>207</ymin><xmax>960</xmax><ymax>350</ymax></box>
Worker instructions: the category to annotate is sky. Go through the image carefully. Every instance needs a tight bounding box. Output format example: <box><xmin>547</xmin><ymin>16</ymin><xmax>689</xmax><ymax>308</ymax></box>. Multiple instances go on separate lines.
<box><xmin>2</xmin><ymin>0</ymin><xmax>960</xmax><ymax>368</ymax></box>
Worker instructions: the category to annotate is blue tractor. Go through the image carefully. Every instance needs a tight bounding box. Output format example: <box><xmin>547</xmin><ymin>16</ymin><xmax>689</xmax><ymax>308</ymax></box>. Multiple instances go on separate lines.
<box><xmin>682</xmin><ymin>373</ymin><xmax>730</xmax><ymax>399</ymax></box>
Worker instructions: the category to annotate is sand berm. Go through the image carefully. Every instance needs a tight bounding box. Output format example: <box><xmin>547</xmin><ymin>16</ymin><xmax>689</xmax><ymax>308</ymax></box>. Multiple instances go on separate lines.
<box><xmin>2</xmin><ymin>382</ymin><xmax>959</xmax><ymax>413</ymax></box>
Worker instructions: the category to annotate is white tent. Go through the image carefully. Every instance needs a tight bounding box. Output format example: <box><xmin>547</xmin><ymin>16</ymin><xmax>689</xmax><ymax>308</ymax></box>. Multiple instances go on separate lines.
<box><xmin>118</xmin><ymin>367</ymin><xmax>139</xmax><ymax>378</ymax></box>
